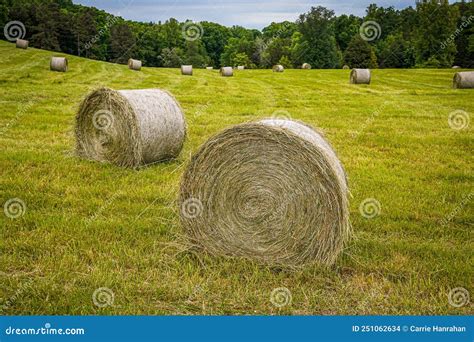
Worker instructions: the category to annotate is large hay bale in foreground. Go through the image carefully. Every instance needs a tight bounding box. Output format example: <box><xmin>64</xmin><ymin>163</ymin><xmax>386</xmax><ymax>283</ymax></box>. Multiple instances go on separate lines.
<box><xmin>181</xmin><ymin>65</ymin><xmax>193</xmax><ymax>75</ymax></box>
<box><xmin>350</xmin><ymin>68</ymin><xmax>370</xmax><ymax>84</ymax></box>
<box><xmin>50</xmin><ymin>57</ymin><xmax>68</xmax><ymax>72</ymax></box>
<box><xmin>179</xmin><ymin>119</ymin><xmax>350</xmax><ymax>267</ymax></box>
<box><xmin>16</xmin><ymin>39</ymin><xmax>28</xmax><ymax>49</ymax></box>
<box><xmin>75</xmin><ymin>87</ymin><xmax>186</xmax><ymax>168</ymax></box>
<box><xmin>453</xmin><ymin>71</ymin><xmax>474</xmax><ymax>89</ymax></box>
<box><xmin>302</xmin><ymin>63</ymin><xmax>311</xmax><ymax>69</ymax></box>
<box><xmin>220</xmin><ymin>67</ymin><xmax>233</xmax><ymax>77</ymax></box>
<box><xmin>273</xmin><ymin>65</ymin><xmax>284</xmax><ymax>72</ymax></box>
<box><xmin>128</xmin><ymin>59</ymin><xmax>142</xmax><ymax>71</ymax></box>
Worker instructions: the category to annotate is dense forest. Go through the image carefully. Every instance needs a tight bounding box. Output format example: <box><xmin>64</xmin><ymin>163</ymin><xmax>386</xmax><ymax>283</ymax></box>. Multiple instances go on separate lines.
<box><xmin>1</xmin><ymin>0</ymin><xmax>473</xmax><ymax>68</ymax></box>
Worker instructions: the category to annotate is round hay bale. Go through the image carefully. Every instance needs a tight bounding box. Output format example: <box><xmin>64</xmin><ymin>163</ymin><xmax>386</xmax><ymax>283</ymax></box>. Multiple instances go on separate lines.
<box><xmin>16</xmin><ymin>39</ymin><xmax>28</xmax><ymax>49</ymax></box>
<box><xmin>342</xmin><ymin>65</ymin><xmax>350</xmax><ymax>70</ymax></box>
<box><xmin>237</xmin><ymin>65</ymin><xmax>245</xmax><ymax>70</ymax></box>
<box><xmin>220</xmin><ymin>66</ymin><xmax>233</xmax><ymax>77</ymax></box>
<box><xmin>452</xmin><ymin>66</ymin><xmax>461</xmax><ymax>69</ymax></box>
<box><xmin>181</xmin><ymin>65</ymin><xmax>193</xmax><ymax>76</ymax></box>
<box><xmin>273</xmin><ymin>65</ymin><xmax>284</xmax><ymax>72</ymax></box>
<box><xmin>50</xmin><ymin>56</ymin><xmax>68</xmax><ymax>72</ymax></box>
<box><xmin>206</xmin><ymin>66</ymin><xmax>213</xmax><ymax>70</ymax></box>
<box><xmin>128</xmin><ymin>58</ymin><xmax>142</xmax><ymax>71</ymax></box>
<box><xmin>453</xmin><ymin>71</ymin><xmax>474</xmax><ymax>89</ymax></box>
<box><xmin>302</xmin><ymin>63</ymin><xmax>311</xmax><ymax>69</ymax></box>
<box><xmin>179</xmin><ymin>119</ymin><xmax>350</xmax><ymax>267</ymax></box>
<box><xmin>75</xmin><ymin>87</ymin><xmax>186</xmax><ymax>168</ymax></box>
<box><xmin>350</xmin><ymin>68</ymin><xmax>370</xmax><ymax>84</ymax></box>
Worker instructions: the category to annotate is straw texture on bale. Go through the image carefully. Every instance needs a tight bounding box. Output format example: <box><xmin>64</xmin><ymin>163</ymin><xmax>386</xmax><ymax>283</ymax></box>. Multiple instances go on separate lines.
<box><xmin>220</xmin><ymin>66</ymin><xmax>233</xmax><ymax>77</ymax></box>
<box><xmin>237</xmin><ymin>65</ymin><xmax>245</xmax><ymax>70</ymax></box>
<box><xmin>50</xmin><ymin>56</ymin><xmax>68</xmax><ymax>72</ymax></box>
<box><xmin>342</xmin><ymin>65</ymin><xmax>350</xmax><ymax>69</ymax></box>
<box><xmin>181</xmin><ymin>65</ymin><xmax>193</xmax><ymax>75</ymax></box>
<box><xmin>16</xmin><ymin>39</ymin><xmax>28</xmax><ymax>49</ymax></box>
<box><xmin>453</xmin><ymin>71</ymin><xmax>474</xmax><ymax>89</ymax></box>
<box><xmin>179</xmin><ymin>119</ymin><xmax>350</xmax><ymax>267</ymax></box>
<box><xmin>350</xmin><ymin>68</ymin><xmax>371</xmax><ymax>84</ymax></box>
<box><xmin>273</xmin><ymin>65</ymin><xmax>284</xmax><ymax>72</ymax></box>
<box><xmin>128</xmin><ymin>58</ymin><xmax>142</xmax><ymax>71</ymax></box>
<box><xmin>302</xmin><ymin>63</ymin><xmax>311</xmax><ymax>69</ymax></box>
<box><xmin>75</xmin><ymin>87</ymin><xmax>186</xmax><ymax>168</ymax></box>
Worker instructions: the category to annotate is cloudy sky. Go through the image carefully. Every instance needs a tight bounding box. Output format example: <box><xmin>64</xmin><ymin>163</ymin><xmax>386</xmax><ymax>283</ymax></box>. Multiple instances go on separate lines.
<box><xmin>73</xmin><ymin>0</ymin><xmax>415</xmax><ymax>29</ymax></box>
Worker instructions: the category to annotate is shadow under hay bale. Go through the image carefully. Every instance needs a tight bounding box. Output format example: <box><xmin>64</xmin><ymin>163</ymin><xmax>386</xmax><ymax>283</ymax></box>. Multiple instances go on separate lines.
<box><xmin>302</xmin><ymin>63</ymin><xmax>311</xmax><ymax>69</ymax></box>
<box><xmin>453</xmin><ymin>71</ymin><xmax>474</xmax><ymax>89</ymax></box>
<box><xmin>220</xmin><ymin>66</ymin><xmax>233</xmax><ymax>77</ymax></box>
<box><xmin>75</xmin><ymin>87</ymin><xmax>186</xmax><ymax>168</ymax></box>
<box><xmin>181</xmin><ymin>65</ymin><xmax>193</xmax><ymax>75</ymax></box>
<box><xmin>128</xmin><ymin>58</ymin><xmax>142</xmax><ymax>71</ymax></box>
<box><xmin>179</xmin><ymin>119</ymin><xmax>351</xmax><ymax>267</ymax></box>
<box><xmin>50</xmin><ymin>57</ymin><xmax>68</xmax><ymax>72</ymax></box>
<box><xmin>350</xmin><ymin>68</ymin><xmax>370</xmax><ymax>84</ymax></box>
<box><xmin>273</xmin><ymin>65</ymin><xmax>284</xmax><ymax>72</ymax></box>
<box><xmin>16</xmin><ymin>39</ymin><xmax>28</xmax><ymax>49</ymax></box>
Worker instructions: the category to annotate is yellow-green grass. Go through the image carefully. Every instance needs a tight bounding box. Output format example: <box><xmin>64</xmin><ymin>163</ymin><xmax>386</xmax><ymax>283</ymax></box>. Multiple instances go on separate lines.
<box><xmin>0</xmin><ymin>40</ymin><xmax>472</xmax><ymax>315</ymax></box>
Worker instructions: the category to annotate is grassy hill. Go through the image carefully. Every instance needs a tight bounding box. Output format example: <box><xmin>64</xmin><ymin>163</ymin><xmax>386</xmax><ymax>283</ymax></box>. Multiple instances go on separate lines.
<box><xmin>0</xmin><ymin>40</ymin><xmax>472</xmax><ymax>315</ymax></box>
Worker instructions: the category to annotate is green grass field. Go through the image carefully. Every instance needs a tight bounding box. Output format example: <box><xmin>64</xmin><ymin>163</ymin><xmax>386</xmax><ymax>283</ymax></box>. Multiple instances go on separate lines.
<box><xmin>0</xmin><ymin>40</ymin><xmax>472</xmax><ymax>315</ymax></box>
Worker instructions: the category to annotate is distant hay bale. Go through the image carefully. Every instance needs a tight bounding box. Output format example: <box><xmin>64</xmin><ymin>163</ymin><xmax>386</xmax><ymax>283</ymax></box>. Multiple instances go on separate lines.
<box><xmin>273</xmin><ymin>65</ymin><xmax>284</xmax><ymax>72</ymax></box>
<box><xmin>181</xmin><ymin>65</ymin><xmax>193</xmax><ymax>75</ymax></box>
<box><xmin>128</xmin><ymin>59</ymin><xmax>142</xmax><ymax>71</ymax></box>
<box><xmin>350</xmin><ymin>68</ymin><xmax>371</xmax><ymax>84</ymax></box>
<box><xmin>452</xmin><ymin>66</ymin><xmax>461</xmax><ymax>69</ymax></box>
<box><xmin>237</xmin><ymin>66</ymin><xmax>245</xmax><ymax>70</ymax></box>
<box><xmin>342</xmin><ymin>65</ymin><xmax>350</xmax><ymax>70</ymax></box>
<box><xmin>16</xmin><ymin>39</ymin><xmax>28</xmax><ymax>49</ymax></box>
<box><xmin>220</xmin><ymin>67</ymin><xmax>233</xmax><ymax>77</ymax></box>
<box><xmin>302</xmin><ymin>63</ymin><xmax>311</xmax><ymax>69</ymax></box>
<box><xmin>75</xmin><ymin>87</ymin><xmax>186</xmax><ymax>168</ymax></box>
<box><xmin>50</xmin><ymin>57</ymin><xmax>68</xmax><ymax>72</ymax></box>
<box><xmin>453</xmin><ymin>71</ymin><xmax>474</xmax><ymax>89</ymax></box>
<box><xmin>179</xmin><ymin>119</ymin><xmax>350</xmax><ymax>267</ymax></box>
<box><xmin>206</xmin><ymin>66</ymin><xmax>213</xmax><ymax>70</ymax></box>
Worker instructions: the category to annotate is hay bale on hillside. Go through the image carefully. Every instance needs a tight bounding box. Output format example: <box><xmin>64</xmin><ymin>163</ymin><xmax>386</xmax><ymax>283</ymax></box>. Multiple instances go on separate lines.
<box><xmin>453</xmin><ymin>71</ymin><xmax>474</xmax><ymax>89</ymax></box>
<box><xmin>273</xmin><ymin>65</ymin><xmax>284</xmax><ymax>72</ymax></box>
<box><xmin>302</xmin><ymin>63</ymin><xmax>311</xmax><ymax>69</ymax></box>
<box><xmin>75</xmin><ymin>87</ymin><xmax>186</xmax><ymax>168</ymax></box>
<box><xmin>128</xmin><ymin>59</ymin><xmax>142</xmax><ymax>71</ymax></box>
<box><xmin>237</xmin><ymin>66</ymin><xmax>245</xmax><ymax>70</ymax></box>
<box><xmin>350</xmin><ymin>68</ymin><xmax>370</xmax><ymax>84</ymax></box>
<box><xmin>342</xmin><ymin>65</ymin><xmax>350</xmax><ymax>70</ymax></box>
<box><xmin>181</xmin><ymin>65</ymin><xmax>193</xmax><ymax>75</ymax></box>
<box><xmin>220</xmin><ymin>67</ymin><xmax>233</xmax><ymax>77</ymax></box>
<box><xmin>50</xmin><ymin>57</ymin><xmax>68</xmax><ymax>72</ymax></box>
<box><xmin>179</xmin><ymin>119</ymin><xmax>350</xmax><ymax>267</ymax></box>
<box><xmin>206</xmin><ymin>66</ymin><xmax>213</xmax><ymax>70</ymax></box>
<box><xmin>16</xmin><ymin>39</ymin><xmax>28</xmax><ymax>49</ymax></box>
<box><xmin>452</xmin><ymin>66</ymin><xmax>461</xmax><ymax>69</ymax></box>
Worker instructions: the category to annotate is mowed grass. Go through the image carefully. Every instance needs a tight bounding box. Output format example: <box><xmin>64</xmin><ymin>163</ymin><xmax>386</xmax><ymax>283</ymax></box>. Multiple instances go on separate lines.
<box><xmin>0</xmin><ymin>40</ymin><xmax>472</xmax><ymax>315</ymax></box>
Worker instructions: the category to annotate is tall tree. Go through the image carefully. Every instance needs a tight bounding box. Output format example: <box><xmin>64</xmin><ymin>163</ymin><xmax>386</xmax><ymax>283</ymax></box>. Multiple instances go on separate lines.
<box><xmin>109</xmin><ymin>23</ymin><xmax>135</xmax><ymax>64</ymax></box>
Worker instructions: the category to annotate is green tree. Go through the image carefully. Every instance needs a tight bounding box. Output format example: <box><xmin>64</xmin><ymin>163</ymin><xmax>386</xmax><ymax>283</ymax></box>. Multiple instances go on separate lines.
<box><xmin>344</xmin><ymin>35</ymin><xmax>378</xmax><ymax>68</ymax></box>
<box><xmin>109</xmin><ymin>23</ymin><xmax>135</xmax><ymax>64</ymax></box>
<box><xmin>160</xmin><ymin>47</ymin><xmax>183</xmax><ymax>67</ymax></box>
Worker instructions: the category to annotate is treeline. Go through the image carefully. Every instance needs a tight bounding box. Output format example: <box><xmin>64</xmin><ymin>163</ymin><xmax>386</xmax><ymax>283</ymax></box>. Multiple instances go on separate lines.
<box><xmin>0</xmin><ymin>0</ymin><xmax>473</xmax><ymax>68</ymax></box>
